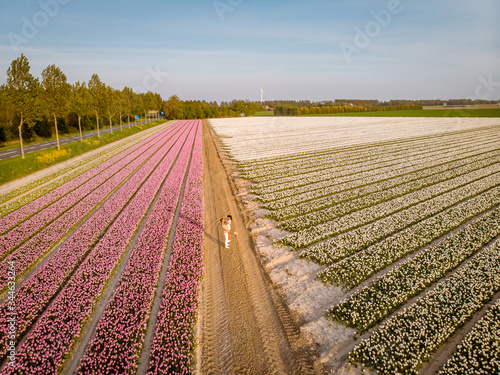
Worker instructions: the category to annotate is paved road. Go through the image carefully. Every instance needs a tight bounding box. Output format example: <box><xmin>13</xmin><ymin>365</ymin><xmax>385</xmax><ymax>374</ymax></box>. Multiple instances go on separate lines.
<box><xmin>0</xmin><ymin>118</ymin><xmax>164</xmax><ymax>161</ymax></box>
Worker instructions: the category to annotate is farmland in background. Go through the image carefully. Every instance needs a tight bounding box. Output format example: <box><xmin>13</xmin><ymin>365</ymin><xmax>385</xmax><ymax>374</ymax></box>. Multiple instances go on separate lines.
<box><xmin>210</xmin><ymin>116</ymin><xmax>500</xmax><ymax>374</ymax></box>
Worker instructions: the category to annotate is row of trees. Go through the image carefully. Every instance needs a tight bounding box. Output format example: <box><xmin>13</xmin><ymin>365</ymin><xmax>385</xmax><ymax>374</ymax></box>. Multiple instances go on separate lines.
<box><xmin>268</xmin><ymin>98</ymin><xmax>498</xmax><ymax>110</ymax></box>
<box><xmin>0</xmin><ymin>54</ymin><xmax>163</xmax><ymax>158</ymax></box>
<box><xmin>274</xmin><ymin>104</ymin><xmax>423</xmax><ymax>116</ymax></box>
<box><xmin>275</xmin><ymin>105</ymin><xmax>366</xmax><ymax>116</ymax></box>
<box><xmin>163</xmin><ymin>96</ymin><xmax>262</xmax><ymax>119</ymax></box>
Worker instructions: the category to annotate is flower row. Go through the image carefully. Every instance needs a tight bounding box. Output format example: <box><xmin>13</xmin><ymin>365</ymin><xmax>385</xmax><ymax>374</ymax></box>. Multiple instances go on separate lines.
<box><xmin>327</xmin><ymin>207</ymin><xmax>500</xmax><ymax>332</ymax></box>
<box><xmin>279</xmin><ymin>157</ymin><xmax>500</xmax><ymax>231</ymax></box>
<box><xmin>318</xmin><ymin>186</ymin><xmax>500</xmax><ymax>287</ymax></box>
<box><xmin>0</xmin><ymin>122</ymin><xmax>193</xmax><ymax>360</ymax></box>
<box><xmin>236</xmin><ymin>125</ymin><xmax>500</xmax><ymax>179</ymax></box>
<box><xmin>300</xmin><ymin>172</ymin><xmax>500</xmax><ymax>265</ymax></box>
<box><xmin>0</xmin><ymin>122</ymin><xmax>172</xmax><ymax>217</ymax></box>
<box><xmin>349</xmin><ymin>239</ymin><xmax>500</xmax><ymax>375</ymax></box>
<box><xmin>279</xmin><ymin>166</ymin><xmax>500</xmax><ymax>249</ymax></box>
<box><xmin>147</xmin><ymin>122</ymin><xmax>204</xmax><ymax>374</ymax></box>
<box><xmin>0</xmin><ymin>121</ymin><xmax>179</xmax><ymax>241</ymax></box>
<box><xmin>263</xmin><ymin>147</ymin><xmax>499</xmax><ymax>213</ymax></box>
<box><xmin>75</xmin><ymin>121</ymin><xmax>198</xmax><ymax>374</ymax></box>
<box><xmin>438</xmin><ymin>297</ymin><xmax>500</xmax><ymax>374</ymax></box>
<box><xmin>210</xmin><ymin>117</ymin><xmax>499</xmax><ymax>162</ymax></box>
<box><xmin>255</xmin><ymin>141</ymin><xmax>499</xmax><ymax>203</ymax></box>
<box><xmin>251</xmin><ymin>132</ymin><xmax>499</xmax><ymax>189</ymax></box>
<box><xmin>0</xmin><ymin>125</ymin><xmax>184</xmax><ymax>293</ymax></box>
<box><xmin>268</xmin><ymin>151</ymin><xmax>500</xmax><ymax>221</ymax></box>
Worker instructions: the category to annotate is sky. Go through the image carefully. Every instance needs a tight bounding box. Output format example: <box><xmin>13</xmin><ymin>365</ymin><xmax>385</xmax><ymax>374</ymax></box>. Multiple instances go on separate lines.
<box><xmin>0</xmin><ymin>0</ymin><xmax>499</xmax><ymax>103</ymax></box>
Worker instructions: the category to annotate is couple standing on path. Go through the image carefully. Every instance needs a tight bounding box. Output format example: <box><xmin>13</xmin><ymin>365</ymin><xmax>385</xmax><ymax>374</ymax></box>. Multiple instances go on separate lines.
<box><xmin>221</xmin><ymin>215</ymin><xmax>237</xmax><ymax>248</ymax></box>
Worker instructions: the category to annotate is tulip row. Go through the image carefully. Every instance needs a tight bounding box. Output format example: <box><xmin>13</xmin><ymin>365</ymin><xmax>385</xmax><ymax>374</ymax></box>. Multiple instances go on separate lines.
<box><xmin>0</xmin><ymin>125</ymin><xmax>184</xmax><ymax>293</ymax></box>
<box><xmin>300</xmin><ymin>172</ymin><xmax>500</xmax><ymax>265</ymax></box>
<box><xmin>318</xmin><ymin>186</ymin><xmax>500</xmax><ymax>287</ymax></box>
<box><xmin>0</xmin><ymin>121</ymin><xmax>180</xmax><ymax>246</ymax></box>
<box><xmin>348</xmin><ymin>239</ymin><xmax>500</xmax><ymax>375</ymax></box>
<box><xmin>280</xmin><ymin>157</ymin><xmax>500</xmax><ymax>231</ymax></box>
<box><xmin>255</xmin><ymin>141</ymin><xmax>500</xmax><ymax>204</ymax></box>
<box><xmin>264</xmin><ymin>147</ymin><xmax>499</xmax><ymax>216</ymax></box>
<box><xmin>279</xmin><ymin>165</ymin><xmax>500</xmax><ymax>249</ymax></box>
<box><xmin>252</xmin><ymin>134</ymin><xmax>499</xmax><ymax>190</ymax></box>
<box><xmin>75</xmin><ymin>121</ymin><xmax>198</xmax><ymax>374</ymax></box>
<box><xmin>211</xmin><ymin>117</ymin><xmax>499</xmax><ymax>161</ymax></box>
<box><xmin>268</xmin><ymin>151</ymin><xmax>500</xmax><ymax>221</ymax></box>
<box><xmin>147</xmin><ymin>121</ymin><xmax>204</xmax><ymax>375</ymax></box>
<box><xmin>0</xmin><ymin>122</ymin><xmax>173</xmax><ymax>217</ymax></box>
<box><xmin>438</xmin><ymin>298</ymin><xmax>500</xmax><ymax>375</ymax></box>
<box><xmin>327</xmin><ymin>207</ymin><xmax>500</xmax><ymax>332</ymax></box>
<box><xmin>0</xmin><ymin>122</ymin><xmax>193</xmax><ymax>364</ymax></box>
<box><xmin>237</xmin><ymin>125</ymin><xmax>500</xmax><ymax>180</ymax></box>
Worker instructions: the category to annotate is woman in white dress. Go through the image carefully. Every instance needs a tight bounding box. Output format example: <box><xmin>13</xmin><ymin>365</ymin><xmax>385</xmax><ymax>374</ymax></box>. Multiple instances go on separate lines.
<box><xmin>221</xmin><ymin>215</ymin><xmax>237</xmax><ymax>248</ymax></box>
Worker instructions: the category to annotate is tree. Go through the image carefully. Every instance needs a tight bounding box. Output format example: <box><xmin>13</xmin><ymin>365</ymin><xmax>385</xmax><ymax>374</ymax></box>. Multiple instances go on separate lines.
<box><xmin>142</xmin><ymin>92</ymin><xmax>156</xmax><ymax>122</ymax></box>
<box><xmin>133</xmin><ymin>94</ymin><xmax>144</xmax><ymax>123</ymax></box>
<box><xmin>105</xmin><ymin>85</ymin><xmax>116</xmax><ymax>133</ymax></box>
<box><xmin>121</xmin><ymin>87</ymin><xmax>134</xmax><ymax>128</ymax></box>
<box><xmin>5</xmin><ymin>54</ymin><xmax>42</xmax><ymax>158</ymax></box>
<box><xmin>69</xmin><ymin>81</ymin><xmax>93</xmax><ymax>142</ymax></box>
<box><xmin>153</xmin><ymin>93</ymin><xmax>163</xmax><ymax>120</ymax></box>
<box><xmin>0</xmin><ymin>84</ymin><xmax>15</xmax><ymax>140</ymax></box>
<box><xmin>41</xmin><ymin>64</ymin><xmax>70</xmax><ymax>150</ymax></box>
<box><xmin>88</xmin><ymin>74</ymin><xmax>106</xmax><ymax>138</ymax></box>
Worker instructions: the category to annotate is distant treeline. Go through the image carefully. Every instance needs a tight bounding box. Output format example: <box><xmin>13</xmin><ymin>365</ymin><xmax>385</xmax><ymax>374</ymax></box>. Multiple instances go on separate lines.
<box><xmin>265</xmin><ymin>98</ymin><xmax>498</xmax><ymax>109</ymax></box>
<box><xmin>162</xmin><ymin>96</ymin><xmax>262</xmax><ymax>120</ymax></box>
<box><xmin>274</xmin><ymin>104</ymin><xmax>423</xmax><ymax>116</ymax></box>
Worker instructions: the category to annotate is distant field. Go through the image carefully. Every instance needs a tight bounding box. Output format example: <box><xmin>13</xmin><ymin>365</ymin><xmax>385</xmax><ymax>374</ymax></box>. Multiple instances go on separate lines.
<box><xmin>304</xmin><ymin>108</ymin><xmax>500</xmax><ymax>117</ymax></box>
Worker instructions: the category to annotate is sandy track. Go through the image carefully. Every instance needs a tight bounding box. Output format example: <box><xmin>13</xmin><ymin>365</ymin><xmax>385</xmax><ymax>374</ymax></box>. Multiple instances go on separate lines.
<box><xmin>199</xmin><ymin>120</ymin><xmax>322</xmax><ymax>374</ymax></box>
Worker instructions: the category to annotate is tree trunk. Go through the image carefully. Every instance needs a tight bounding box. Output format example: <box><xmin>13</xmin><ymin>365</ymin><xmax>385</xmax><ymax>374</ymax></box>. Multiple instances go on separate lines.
<box><xmin>96</xmin><ymin>112</ymin><xmax>100</xmax><ymax>138</ymax></box>
<box><xmin>54</xmin><ymin>113</ymin><xmax>60</xmax><ymax>150</ymax></box>
<box><xmin>78</xmin><ymin>115</ymin><xmax>82</xmax><ymax>142</ymax></box>
<box><xmin>119</xmin><ymin>112</ymin><xmax>123</xmax><ymax>131</ymax></box>
<box><xmin>18</xmin><ymin>116</ymin><xmax>25</xmax><ymax>159</ymax></box>
<box><xmin>109</xmin><ymin>115</ymin><xmax>113</xmax><ymax>134</ymax></box>
<box><xmin>128</xmin><ymin>114</ymin><xmax>130</xmax><ymax>129</ymax></box>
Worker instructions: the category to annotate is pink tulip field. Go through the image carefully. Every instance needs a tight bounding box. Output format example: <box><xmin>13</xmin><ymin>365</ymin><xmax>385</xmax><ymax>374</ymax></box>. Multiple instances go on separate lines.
<box><xmin>0</xmin><ymin>120</ymin><xmax>204</xmax><ymax>374</ymax></box>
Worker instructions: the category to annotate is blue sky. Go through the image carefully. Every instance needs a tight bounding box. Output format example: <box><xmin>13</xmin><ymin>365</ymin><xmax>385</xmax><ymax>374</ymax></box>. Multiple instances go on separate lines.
<box><xmin>1</xmin><ymin>0</ymin><xmax>499</xmax><ymax>102</ymax></box>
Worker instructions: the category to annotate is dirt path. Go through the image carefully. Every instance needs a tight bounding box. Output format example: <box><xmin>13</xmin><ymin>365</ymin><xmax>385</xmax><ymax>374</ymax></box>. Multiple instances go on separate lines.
<box><xmin>199</xmin><ymin>120</ymin><xmax>322</xmax><ymax>374</ymax></box>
